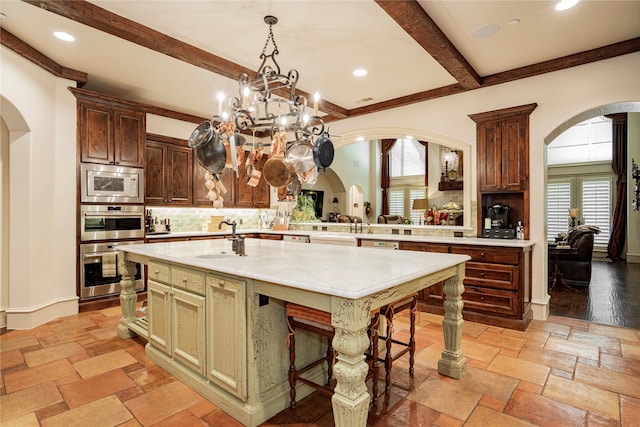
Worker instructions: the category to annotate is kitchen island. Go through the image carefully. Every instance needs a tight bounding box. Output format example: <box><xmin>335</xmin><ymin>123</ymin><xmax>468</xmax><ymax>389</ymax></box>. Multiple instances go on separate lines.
<box><xmin>117</xmin><ymin>238</ymin><xmax>469</xmax><ymax>427</ymax></box>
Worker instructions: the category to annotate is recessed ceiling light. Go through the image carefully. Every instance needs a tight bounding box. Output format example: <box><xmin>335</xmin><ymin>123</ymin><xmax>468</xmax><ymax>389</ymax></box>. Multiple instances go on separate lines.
<box><xmin>508</xmin><ymin>19</ymin><xmax>520</xmax><ymax>26</ymax></box>
<box><xmin>405</xmin><ymin>135</ymin><xmax>414</xmax><ymax>139</ymax></box>
<box><xmin>556</xmin><ymin>0</ymin><xmax>579</xmax><ymax>11</ymax></box>
<box><xmin>54</xmin><ymin>31</ymin><xmax>75</xmax><ymax>42</ymax></box>
<box><xmin>472</xmin><ymin>24</ymin><xmax>500</xmax><ymax>39</ymax></box>
<box><xmin>353</xmin><ymin>69</ymin><xmax>367</xmax><ymax>77</ymax></box>
<box><xmin>356</xmin><ymin>136</ymin><xmax>365</xmax><ymax>142</ymax></box>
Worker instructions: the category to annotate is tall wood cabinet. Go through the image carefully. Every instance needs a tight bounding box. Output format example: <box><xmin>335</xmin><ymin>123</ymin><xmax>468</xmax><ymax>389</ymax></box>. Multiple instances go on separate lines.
<box><xmin>145</xmin><ymin>137</ymin><xmax>193</xmax><ymax>206</ymax></box>
<box><xmin>72</xmin><ymin>88</ymin><xmax>145</xmax><ymax>168</ymax></box>
<box><xmin>469</xmin><ymin>104</ymin><xmax>537</xmax><ymax>239</ymax></box>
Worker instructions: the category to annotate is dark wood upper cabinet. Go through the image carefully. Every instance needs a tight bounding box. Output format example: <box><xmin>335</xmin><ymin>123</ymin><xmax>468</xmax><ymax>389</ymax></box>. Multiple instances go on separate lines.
<box><xmin>145</xmin><ymin>137</ymin><xmax>192</xmax><ymax>206</ymax></box>
<box><xmin>234</xmin><ymin>157</ymin><xmax>270</xmax><ymax>209</ymax></box>
<box><xmin>78</xmin><ymin>100</ymin><xmax>145</xmax><ymax>168</ymax></box>
<box><xmin>193</xmin><ymin>161</ymin><xmax>235</xmax><ymax>207</ymax></box>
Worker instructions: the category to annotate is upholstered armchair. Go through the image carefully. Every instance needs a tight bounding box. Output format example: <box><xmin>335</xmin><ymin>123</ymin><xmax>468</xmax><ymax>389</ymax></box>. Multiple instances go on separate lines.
<box><xmin>377</xmin><ymin>215</ymin><xmax>404</xmax><ymax>224</ymax></box>
<box><xmin>556</xmin><ymin>228</ymin><xmax>597</xmax><ymax>286</ymax></box>
<box><xmin>337</xmin><ymin>215</ymin><xmax>363</xmax><ymax>223</ymax></box>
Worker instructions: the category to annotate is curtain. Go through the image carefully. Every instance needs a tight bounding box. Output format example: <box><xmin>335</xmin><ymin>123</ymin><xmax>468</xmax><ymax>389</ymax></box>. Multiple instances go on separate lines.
<box><xmin>380</xmin><ymin>139</ymin><xmax>397</xmax><ymax>215</ymax></box>
<box><xmin>606</xmin><ymin>113</ymin><xmax>627</xmax><ymax>261</ymax></box>
<box><xmin>418</xmin><ymin>140</ymin><xmax>429</xmax><ymax>186</ymax></box>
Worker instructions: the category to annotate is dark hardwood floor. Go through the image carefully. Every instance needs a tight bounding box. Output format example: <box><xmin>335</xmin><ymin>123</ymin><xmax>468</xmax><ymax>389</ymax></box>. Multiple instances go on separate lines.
<box><xmin>549</xmin><ymin>260</ymin><xmax>640</xmax><ymax>329</ymax></box>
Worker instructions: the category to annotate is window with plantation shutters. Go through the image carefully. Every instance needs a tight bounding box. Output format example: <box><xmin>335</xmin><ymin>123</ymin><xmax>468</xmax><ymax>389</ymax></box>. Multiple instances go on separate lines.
<box><xmin>547</xmin><ymin>181</ymin><xmax>571</xmax><ymax>242</ymax></box>
<box><xmin>388</xmin><ymin>190</ymin><xmax>404</xmax><ymax>217</ymax></box>
<box><xmin>582</xmin><ymin>179</ymin><xmax>611</xmax><ymax>247</ymax></box>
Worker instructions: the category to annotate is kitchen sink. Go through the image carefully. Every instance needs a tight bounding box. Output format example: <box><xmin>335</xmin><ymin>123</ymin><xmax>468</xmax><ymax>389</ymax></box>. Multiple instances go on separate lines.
<box><xmin>309</xmin><ymin>233</ymin><xmax>358</xmax><ymax>246</ymax></box>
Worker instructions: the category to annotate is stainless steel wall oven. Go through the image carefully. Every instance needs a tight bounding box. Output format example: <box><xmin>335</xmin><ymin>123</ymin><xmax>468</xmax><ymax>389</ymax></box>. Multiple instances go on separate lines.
<box><xmin>80</xmin><ymin>241</ymin><xmax>144</xmax><ymax>299</ymax></box>
<box><xmin>80</xmin><ymin>205</ymin><xmax>145</xmax><ymax>241</ymax></box>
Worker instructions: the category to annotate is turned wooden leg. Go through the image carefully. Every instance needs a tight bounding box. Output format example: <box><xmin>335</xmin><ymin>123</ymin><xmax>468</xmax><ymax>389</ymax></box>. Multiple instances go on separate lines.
<box><xmin>438</xmin><ymin>264</ymin><xmax>467</xmax><ymax>379</ymax></box>
<box><xmin>117</xmin><ymin>251</ymin><xmax>139</xmax><ymax>339</ymax></box>
<box><xmin>287</xmin><ymin>317</ymin><xmax>297</xmax><ymax>409</ymax></box>
<box><xmin>331</xmin><ymin>297</ymin><xmax>371</xmax><ymax>427</ymax></box>
<box><xmin>384</xmin><ymin>307</ymin><xmax>393</xmax><ymax>395</ymax></box>
<box><xmin>370</xmin><ymin>312</ymin><xmax>380</xmax><ymax>407</ymax></box>
<box><xmin>409</xmin><ymin>297</ymin><xmax>417</xmax><ymax>376</ymax></box>
<box><xmin>327</xmin><ymin>335</ymin><xmax>334</xmax><ymax>386</ymax></box>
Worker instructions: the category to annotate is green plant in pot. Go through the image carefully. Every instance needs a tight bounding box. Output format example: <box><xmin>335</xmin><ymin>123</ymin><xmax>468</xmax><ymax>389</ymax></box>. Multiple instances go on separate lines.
<box><xmin>292</xmin><ymin>195</ymin><xmax>321</xmax><ymax>222</ymax></box>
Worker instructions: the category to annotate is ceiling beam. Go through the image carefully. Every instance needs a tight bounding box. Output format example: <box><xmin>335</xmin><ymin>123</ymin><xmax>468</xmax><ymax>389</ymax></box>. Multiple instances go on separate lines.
<box><xmin>375</xmin><ymin>0</ymin><xmax>482</xmax><ymax>90</ymax></box>
<box><xmin>0</xmin><ymin>28</ymin><xmax>88</xmax><ymax>85</ymax></box>
<box><xmin>24</xmin><ymin>0</ymin><xmax>349</xmax><ymax>119</ymax></box>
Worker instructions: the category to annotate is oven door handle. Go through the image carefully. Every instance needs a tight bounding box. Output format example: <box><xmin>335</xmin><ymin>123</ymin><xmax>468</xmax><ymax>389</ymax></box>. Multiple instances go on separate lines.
<box><xmin>83</xmin><ymin>212</ymin><xmax>142</xmax><ymax>218</ymax></box>
<box><xmin>81</xmin><ymin>251</ymin><xmax>120</xmax><ymax>263</ymax></box>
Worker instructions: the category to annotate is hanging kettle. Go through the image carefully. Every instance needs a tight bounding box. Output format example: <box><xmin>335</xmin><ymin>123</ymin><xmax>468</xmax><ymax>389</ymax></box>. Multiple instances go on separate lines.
<box><xmin>189</xmin><ymin>121</ymin><xmax>226</xmax><ymax>174</ymax></box>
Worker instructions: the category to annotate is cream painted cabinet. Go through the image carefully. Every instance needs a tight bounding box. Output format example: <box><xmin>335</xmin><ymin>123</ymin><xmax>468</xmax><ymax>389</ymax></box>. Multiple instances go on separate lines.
<box><xmin>171</xmin><ymin>287</ymin><xmax>206</xmax><ymax>375</ymax></box>
<box><xmin>206</xmin><ymin>274</ymin><xmax>247</xmax><ymax>400</ymax></box>
<box><xmin>147</xmin><ymin>280</ymin><xmax>171</xmax><ymax>354</ymax></box>
<box><xmin>148</xmin><ymin>263</ymin><xmax>206</xmax><ymax>376</ymax></box>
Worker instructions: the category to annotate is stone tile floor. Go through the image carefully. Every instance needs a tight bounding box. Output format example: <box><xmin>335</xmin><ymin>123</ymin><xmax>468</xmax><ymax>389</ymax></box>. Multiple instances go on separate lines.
<box><xmin>1</xmin><ymin>306</ymin><xmax>639</xmax><ymax>426</ymax></box>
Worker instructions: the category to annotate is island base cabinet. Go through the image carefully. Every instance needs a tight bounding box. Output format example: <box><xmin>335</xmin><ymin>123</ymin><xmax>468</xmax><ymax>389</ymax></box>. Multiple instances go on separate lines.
<box><xmin>206</xmin><ymin>274</ymin><xmax>247</xmax><ymax>401</ymax></box>
<box><xmin>147</xmin><ymin>280</ymin><xmax>171</xmax><ymax>354</ymax></box>
<box><xmin>147</xmin><ymin>279</ymin><xmax>206</xmax><ymax>376</ymax></box>
<box><xmin>171</xmin><ymin>288</ymin><xmax>206</xmax><ymax>376</ymax></box>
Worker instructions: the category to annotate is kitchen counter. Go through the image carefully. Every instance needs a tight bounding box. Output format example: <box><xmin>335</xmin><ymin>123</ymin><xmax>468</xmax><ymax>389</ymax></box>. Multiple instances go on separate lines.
<box><xmin>116</xmin><ymin>239</ymin><xmax>469</xmax><ymax>427</ymax></box>
<box><xmin>145</xmin><ymin>228</ymin><xmax>534</xmax><ymax>248</ymax></box>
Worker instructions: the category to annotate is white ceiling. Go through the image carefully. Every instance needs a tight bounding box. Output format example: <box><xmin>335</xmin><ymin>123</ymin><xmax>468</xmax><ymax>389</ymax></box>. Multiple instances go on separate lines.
<box><xmin>1</xmin><ymin>0</ymin><xmax>639</xmax><ymax>120</ymax></box>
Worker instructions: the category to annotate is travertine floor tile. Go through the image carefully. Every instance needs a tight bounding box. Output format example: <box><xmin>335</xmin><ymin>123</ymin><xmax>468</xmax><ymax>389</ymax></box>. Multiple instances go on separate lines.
<box><xmin>543</xmin><ymin>374</ymin><xmax>620</xmax><ymax>420</ymax></box>
<box><xmin>589</xmin><ymin>324</ymin><xmax>640</xmax><ymax>342</ymax></box>
<box><xmin>568</xmin><ymin>330</ymin><xmax>621</xmax><ymax>355</ymax></box>
<box><xmin>528</xmin><ymin>320</ymin><xmax>571</xmax><ymax>337</ymax></box>
<box><xmin>476</xmin><ymin>330</ymin><xmax>527</xmax><ymax>352</ymax></box>
<box><xmin>23</xmin><ymin>342</ymin><xmax>85</xmax><ymax>367</ymax></box>
<box><xmin>574</xmin><ymin>363</ymin><xmax>640</xmax><ymax>399</ymax></box>
<box><xmin>407</xmin><ymin>375</ymin><xmax>482</xmax><ymax>420</ymax></box>
<box><xmin>0</xmin><ymin>335</ymin><xmax>40</xmax><ymax>353</ymax></box>
<box><xmin>600</xmin><ymin>352</ymin><xmax>640</xmax><ymax>377</ymax></box>
<box><xmin>0</xmin><ymin>348</ymin><xmax>25</xmax><ymax>370</ymax></box>
<box><xmin>486</xmin><ymin>355</ymin><xmax>550</xmax><ymax>385</ymax></box>
<box><xmin>59</xmin><ymin>369</ymin><xmax>136</xmax><ymax>408</ymax></box>
<box><xmin>465</xmin><ymin>405</ymin><xmax>536</xmax><ymax>427</ymax></box>
<box><xmin>3</xmin><ymin>359</ymin><xmax>76</xmax><ymax>393</ymax></box>
<box><xmin>518</xmin><ymin>344</ymin><xmax>577</xmax><ymax>372</ymax></box>
<box><xmin>41</xmin><ymin>395</ymin><xmax>133</xmax><ymax>427</ymax></box>
<box><xmin>72</xmin><ymin>349</ymin><xmax>137</xmax><ymax>379</ymax></box>
<box><xmin>621</xmin><ymin>342</ymin><xmax>640</xmax><ymax>361</ymax></box>
<box><xmin>124</xmin><ymin>379</ymin><xmax>204</xmax><ymax>425</ymax></box>
<box><xmin>502</xmin><ymin>328</ymin><xmax>551</xmax><ymax>348</ymax></box>
<box><xmin>545</xmin><ymin>335</ymin><xmax>600</xmax><ymax>360</ymax></box>
<box><xmin>505</xmin><ymin>389</ymin><xmax>587</xmax><ymax>426</ymax></box>
<box><xmin>620</xmin><ymin>395</ymin><xmax>640</xmax><ymax>427</ymax></box>
<box><xmin>1</xmin><ymin>412</ymin><xmax>40</xmax><ymax>427</ymax></box>
<box><xmin>453</xmin><ymin>366</ymin><xmax>519</xmax><ymax>401</ymax></box>
<box><xmin>0</xmin><ymin>382</ymin><xmax>63</xmax><ymax>423</ymax></box>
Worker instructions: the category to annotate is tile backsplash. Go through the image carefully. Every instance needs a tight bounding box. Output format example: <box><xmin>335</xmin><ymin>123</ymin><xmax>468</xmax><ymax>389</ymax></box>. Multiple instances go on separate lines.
<box><xmin>146</xmin><ymin>207</ymin><xmax>276</xmax><ymax>232</ymax></box>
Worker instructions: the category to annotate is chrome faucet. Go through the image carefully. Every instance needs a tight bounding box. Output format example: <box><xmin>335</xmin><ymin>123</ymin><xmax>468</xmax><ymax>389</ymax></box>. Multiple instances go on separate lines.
<box><xmin>219</xmin><ymin>220</ymin><xmax>246</xmax><ymax>256</ymax></box>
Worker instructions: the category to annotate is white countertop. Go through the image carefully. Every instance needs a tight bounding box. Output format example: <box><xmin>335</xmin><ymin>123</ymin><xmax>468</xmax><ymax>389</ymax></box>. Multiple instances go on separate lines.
<box><xmin>120</xmin><ymin>239</ymin><xmax>469</xmax><ymax>300</ymax></box>
<box><xmin>146</xmin><ymin>229</ymin><xmax>534</xmax><ymax>248</ymax></box>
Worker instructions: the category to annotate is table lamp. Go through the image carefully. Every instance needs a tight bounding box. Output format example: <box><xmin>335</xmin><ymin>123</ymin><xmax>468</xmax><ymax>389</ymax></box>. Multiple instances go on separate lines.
<box><xmin>412</xmin><ymin>198</ymin><xmax>428</xmax><ymax>225</ymax></box>
<box><xmin>332</xmin><ymin>197</ymin><xmax>339</xmax><ymax>215</ymax></box>
<box><xmin>569</xmin><ymin>208</ymin><xmax>579</xmax><ymax>228</ymax></box>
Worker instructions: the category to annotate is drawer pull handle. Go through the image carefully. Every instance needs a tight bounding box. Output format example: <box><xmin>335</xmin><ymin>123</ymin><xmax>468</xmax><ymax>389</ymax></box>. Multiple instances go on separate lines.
<box><xmin>182</xmin><ymin>277</ymin><xmax>188</xmax><ymax>283</ymax></box>
<box><xmin>154</xmin><ymin>269</ymin><xmax>159</xmax><ymax>274</ymax></box>
<box><xmin>219</xmin><ymin>280</ymin><xmax>225</xmax><ymax>288</ymax></box>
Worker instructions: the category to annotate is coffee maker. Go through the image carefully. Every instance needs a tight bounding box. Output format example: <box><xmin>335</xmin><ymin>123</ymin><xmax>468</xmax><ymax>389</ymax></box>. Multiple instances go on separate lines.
<box><xmin>483</xmin><ymin>203</ymin><xmax>516</xmax><ymax>239</ymax></box>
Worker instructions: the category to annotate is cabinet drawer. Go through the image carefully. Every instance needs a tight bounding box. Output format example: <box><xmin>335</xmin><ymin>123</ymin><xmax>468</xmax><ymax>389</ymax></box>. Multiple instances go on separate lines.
<box><xmin>148</xmin><ymin>261</ymin><xmax>170</xmax><ymax>284</ymax></box>
<box><xmin>465</xmin><ymin>262</ymin><xmax>518</xmax><ymax>291</ymax></box>
<box><xmin>451</xmin><ymin>245</ymin><xmax>519</xmax><ymax>264</ymax></box>
<box><xmin>400</xmin><ymin>241</ymin><xmax>450</xmax><ymax>253</ymax></box>
<box><xmin>463</xmin><ymin>286</ymin><xmax>520</xmax><ymax>318</ymax></box>
<box><xmin>171</xmin><ymin>266</ymin><xmax>205</xmax><ymax>295</ymax></box>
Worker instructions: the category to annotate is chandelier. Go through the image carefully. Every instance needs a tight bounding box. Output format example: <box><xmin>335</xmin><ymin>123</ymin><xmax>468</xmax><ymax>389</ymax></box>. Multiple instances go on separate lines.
<box><xmin>189</xmin><ymin>16</ymin><xmax>334</xmax><ymax>207</ymax></box>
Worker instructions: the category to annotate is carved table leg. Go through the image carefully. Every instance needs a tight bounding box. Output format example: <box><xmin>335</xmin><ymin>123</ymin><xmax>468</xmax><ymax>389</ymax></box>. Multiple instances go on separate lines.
<box><xmin>117</xmin><ymin>251</ymin><xmax>139</xmax><ymax>339</ymax></box>
<box><xmin>438</xmin><ymin>263</ymin><xmax>467</xmax><ymax>379</ymax></box>
<box><xmin>331</xmin><ymin>297</ymin><xmax>371</xmax><ymax>427</ymax></box>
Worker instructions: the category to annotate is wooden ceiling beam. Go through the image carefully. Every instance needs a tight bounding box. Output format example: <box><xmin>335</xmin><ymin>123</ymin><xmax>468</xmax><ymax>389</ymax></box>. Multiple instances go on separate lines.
<box><xmin>24</xmin><ymin>0</ymin><xmax>348</xmax><ymax>119</ymax></box>
<box><xmin>375</xmin><ymin>0</ymin><xmax>481</xmax><ymax>90</ymax></box>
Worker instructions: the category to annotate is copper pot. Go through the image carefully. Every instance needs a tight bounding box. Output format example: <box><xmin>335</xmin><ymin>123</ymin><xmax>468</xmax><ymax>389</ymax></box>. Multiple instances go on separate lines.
<box><xmin>263</xmin><ymin>131</ymin><xmax>294</xmax><ymax>189</ymax></box>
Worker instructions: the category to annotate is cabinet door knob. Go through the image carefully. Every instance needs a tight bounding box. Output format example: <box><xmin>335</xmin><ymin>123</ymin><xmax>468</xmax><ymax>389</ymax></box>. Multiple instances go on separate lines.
<box><xmin>480</xmin><ymin>272</ymin><xmax>485</xmax><ymax>277</ymax></box>
<box><xmin>480</xmin><ymin>252</ymin><xmax>485</xmax><ymax>257</ymax></box>
<box><xmin>154</xmin><ymin>269</ymin><xmax>159</xmax><ymax>275</ymax></box>
<box><xmin>182</xmin><ymin>277</ymin><xmax>188</xmax><ymax>283</ymax></box>
<box><xmin>219</xmin><ymin>280</ymin><xmax>225</xmax><ymax>288</ymax></box>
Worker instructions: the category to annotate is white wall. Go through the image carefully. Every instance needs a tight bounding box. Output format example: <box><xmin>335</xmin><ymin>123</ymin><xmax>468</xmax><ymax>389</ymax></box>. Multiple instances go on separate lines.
<box><xmin>324</xmin><ymin>52</ymin><xmax>640</xmax><ymax>321</ymax></box>
<box><xmin>1</xmin><ymin>47</ymin><xmax>78</xmax><ymax>329</ymax></box>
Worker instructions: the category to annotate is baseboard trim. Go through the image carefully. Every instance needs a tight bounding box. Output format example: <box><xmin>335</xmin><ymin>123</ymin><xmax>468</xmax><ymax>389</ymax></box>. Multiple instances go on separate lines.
<box><xmin>6</xmin><ymin>296</ymin><xmax>79</xmax><ymax>330</ymax></box>
<box><xmin>626</xmin><ymin>254</ymin><xmax>640</xmax><ymax>263</ymax></box>
<box><xmin>531</xmin><ymin>294</ymin><xmax>550</xmax><ymax>321</ymax></box>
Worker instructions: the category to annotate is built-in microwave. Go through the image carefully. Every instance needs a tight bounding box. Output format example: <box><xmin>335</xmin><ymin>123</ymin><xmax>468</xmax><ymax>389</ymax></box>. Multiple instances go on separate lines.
<box><xmin>80</xmin><ymin>163</ymin><xmax>144</xmax><ymax>204</ymax></box>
